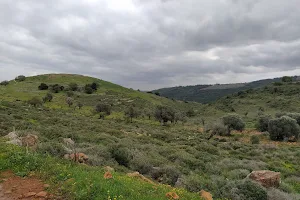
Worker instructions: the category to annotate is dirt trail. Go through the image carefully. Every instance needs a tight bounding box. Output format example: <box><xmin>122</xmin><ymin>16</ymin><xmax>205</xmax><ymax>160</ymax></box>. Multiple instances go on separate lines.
<box><xmin>0</xmin><ymin>171</ymin><xmax>52</xmax><ymax>200</ymax></box>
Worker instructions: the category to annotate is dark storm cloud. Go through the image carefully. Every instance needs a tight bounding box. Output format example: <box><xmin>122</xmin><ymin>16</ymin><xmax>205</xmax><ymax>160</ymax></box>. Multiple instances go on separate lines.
<box><xmin>0</xmin><ymin>0</ymin><xmax>300</xmax><ymax>89</ymax></box>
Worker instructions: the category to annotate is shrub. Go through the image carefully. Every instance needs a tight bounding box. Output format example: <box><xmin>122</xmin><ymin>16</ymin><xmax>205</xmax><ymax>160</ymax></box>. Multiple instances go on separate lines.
<box><xmin>125</xmin><ymin>106</ymin><xmax>140</xmax><ymax>123</ymax></box>
<box><xmin>49</xmin><ymin>84</ymin><xmax>64</xmax><ymax>93</ymax></box>
<box><xmin>222</xmin><ymin>114</ymin><xmax>245</xmax><ymax>135</ymax></box>
<box><xmin>211</xmin><ymin>121</ymin><xmax>228</xmax><ymax>136</ymax></box>
<box><xmin>28</xmin><ymin>97</ymin><xmax>42</xmax><ymax>107</ymax></box>
<box><xmin>95</xmin><ymin>103</ymin><xmax>112</xmax><ymax>119</ymax></box>
<box><xmin>15</xmin><ymin>75</ymin><xmax>26</xmax><ymax>82</ymax></box>
<box><xmin>84</xmin><ymin>85</ymin><xmax>94</xmax><ymax>94</ymax></box>
<box><xmin>77</xmin><ymin>102</ymin><xmax>83</xmax><ymax>109</ymax></box>
<box><xmin>66</xmin><ymin>97</ymin><xmax>74</xmax><ymax>107</ymax></box>
<box><xmin>273</xmin><ymin>82</ymin><xmax>283</xmax><ymax>86</ymax></box>
<box><xmin>43</xmin><ymin>93</ymin><xmax>53</xmax><ymax>102</ymax></box>
<box><xmin>0</xmin><ymin>80</ymin><xmax>9</xmax><ymax>86</ymax></box>
<box><xmin>154</xmin><ymin>105</ymin><xmax>175</xmax><ymax>125</ymax></box>
<box><xmin>250</xmin><ymin>135</ymin><xmax>260</xmax><ymax>144</ymax></box>
<box><xmin>91</xmin><ymin>82</ymin><xmax>98</xmax><ymax>90</ymax></box>
<box><xmin>38</xmin><ymin>83</ymin><xmax>48</xmax><ymax>90</ymax></box>
<box><xmin>110</xmin><ymin>146</ymin><xmax>131</xmax><ymax>167</ymax></box>
<box><xmin>256</xmin><ymin>115</ymin><xmax>272</xmax><ymax>132</ymax></box>
<box><xmin>276</xmin><ymin>112</ymin><xmax>300</xmax><ymax>125</ymax></box>
<box><xmin>150</xmin><ymin>166</ymin><xmax>180</xmax><ymax>186</ymax></box>
<box><xmin>282</xmin><ymin>76</ymin><xmax>292</xmax><ymax>82</ymax></box>
<box><xmin>68</xmin><ymin>83</ymin><xmax>78</xmax><ymax>91</ymax></box>
<box><xmin>66</xmin><ymin>91</ymin><xmax>74</xmax><ymax>97</ymax></box>
<box><xmin>37</xmin><ymin>142</ymin><xmax>66</xmax><ymax>157</ymax></box>
<box><xmin>237</xmin><ymin>180</ymin><xmax>267</xmax><ymax>200</ymax></box>
<box><xmin>186</xmin><ymin>109</ymin><xmax>196</xmax><ymax>117</ymax></box>
<box><xmin>268</xmin><ymin>116</ymin><xmax>300</xmax><ymax>141</ymax></box>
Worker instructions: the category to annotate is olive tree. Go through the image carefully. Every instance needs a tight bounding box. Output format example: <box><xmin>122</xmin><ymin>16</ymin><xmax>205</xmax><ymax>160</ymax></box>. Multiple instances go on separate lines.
<box><xmin>125</xmin><ymin>106</ymin><xmax>140</xmax><ymax>123</ymax></box>
<box><xmin>256</xmin><ymin>115</ymin><xmax>272</xmax><ymax>132</ymax></box>
<box><xmin>268</xmin><ymin>116</ymin><xmax>300</xmax><ymax>141</ymax></box>
<box><xmin>95</xmin><ymin>103</ymin><xmax>112</xmax><ymax>119</ymax></box>
<box><xmin>15</xmin><ymin>75</ymin><xmax>26</xmax><ymax>82</ymax></box>
<box><xmin>154</xmin><ymin>106</ymin><xmax>175</xmax><ymax>125</ymax></box>
<box><xmin>222</xmin><ymin>114</ymin><xmax>245</xmax><ymax>135</ymax></box>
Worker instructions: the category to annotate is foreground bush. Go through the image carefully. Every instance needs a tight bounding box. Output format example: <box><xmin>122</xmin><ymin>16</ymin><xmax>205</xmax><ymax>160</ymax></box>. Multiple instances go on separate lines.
<box><xmin>268</xmin><ymin>116</ymin><xmax>300</xmax><ymax>141</ymax></box>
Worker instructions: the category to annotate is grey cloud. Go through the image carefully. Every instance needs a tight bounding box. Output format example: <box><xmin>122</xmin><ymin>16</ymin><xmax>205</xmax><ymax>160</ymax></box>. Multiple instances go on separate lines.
<box><xmin>0</xmin><ymin>0</ymin><xmax>300</xmax><ymax>90</ymax></box>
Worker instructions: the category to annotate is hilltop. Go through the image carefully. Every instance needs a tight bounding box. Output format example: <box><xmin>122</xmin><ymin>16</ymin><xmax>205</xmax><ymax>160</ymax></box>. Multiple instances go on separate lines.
<box><xmin>0</xmin><ymin>74</ymin><xmax>300</xmax><ymax>200</ymax></box>
<box><xmin>152</xmin><ymin>76</ymin><xmax>300</xmax><ymax>103</ymax></box>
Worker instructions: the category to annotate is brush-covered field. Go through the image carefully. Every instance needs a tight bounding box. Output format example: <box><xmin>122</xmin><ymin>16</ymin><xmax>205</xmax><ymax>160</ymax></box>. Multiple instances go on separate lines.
<box><xmin>1</xmin><ymin>74</ymin><xmax>300</xmax><ymax>200</ymax></box>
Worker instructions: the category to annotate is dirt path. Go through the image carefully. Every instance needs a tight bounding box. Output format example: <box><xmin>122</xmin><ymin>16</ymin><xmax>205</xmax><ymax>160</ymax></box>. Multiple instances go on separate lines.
<box><xmin>0</xmin><ymin>171</ymin><xmax>52</xmax><ymax>200</ymax></box>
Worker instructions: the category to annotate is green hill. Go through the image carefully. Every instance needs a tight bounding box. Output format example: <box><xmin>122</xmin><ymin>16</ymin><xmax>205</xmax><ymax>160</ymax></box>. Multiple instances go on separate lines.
<box><xmin>0</xmin><ymin>74</ymin><xmax>300</xmax><ymax>200</ymax></box>
<box><xmin>152</xmin><ymin>77</ymin><xmax>299</xmax><ymax>103</ymax></box>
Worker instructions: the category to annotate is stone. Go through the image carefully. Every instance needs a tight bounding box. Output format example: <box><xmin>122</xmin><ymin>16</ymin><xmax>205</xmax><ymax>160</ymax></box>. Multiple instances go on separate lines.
<box><xmin>36</xmin><ymin>191</ymin><xmax>48</xmax><ymax>198</ymax></box>
<box><xmin>200</xmin><ymin>190</ymin><xmax>213</xmax><ymax>200</ymax></box>
<box><xmin>6</xmin><ymin>138</ymin><xmax>22</xmax><ymax>146</ymax></box>
<box><xmin>104</xmin><ymin>171</ymin><xmax>113</xmax><ymax>179</ymax></box>
<box><xmin>21</xmin><ymin>134</ymin><xmax>38</xmax><ymax>147</ymax></box>
<box><xmin>103</xmin><ymin>166</ymin><xmax>115</xmax><ymax>172</ymax></box>
<box><xmin>43</xmin><ymin>184</ymin><xmax>50</xmax><ymax>188</ymax></box>
<box><xmin>63</xmin><ymin>138</ymin><xmax>75</xmax><ymax>146</ymax></box>
<box><xmin>69</xmin><ymin>153</ymin><xmax>89</xmax><ymax>163</ymax></box>
<box><xmin>165</xmin><ymin>192</ymin><xmax>179</xmax><ymax>200</ymax></box>
<box><xmin>4</xmin><ymin>132</ymin><xmax>18</xmax><ymax>140</ymax></box>
<box><xmin>127</xmin><ymin>172</ymin><xmax>155</xmax><ymax>185</ymax></box>
<box><xmin>24</xmin><ymin>192</ymin><xmax>36</xmax><ymax>198</ymax></box>
<box><xmin>248</xmin><ymin>170</ymin><xmax>281</xmax><ymax>188</ymax></box>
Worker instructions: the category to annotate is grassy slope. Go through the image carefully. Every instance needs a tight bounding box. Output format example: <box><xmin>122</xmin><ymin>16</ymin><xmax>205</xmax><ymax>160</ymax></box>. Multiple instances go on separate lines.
<box><xmin>1</xmin><ymin>74</ymin><xmax>300</xmax><ymax>199</ymax></box>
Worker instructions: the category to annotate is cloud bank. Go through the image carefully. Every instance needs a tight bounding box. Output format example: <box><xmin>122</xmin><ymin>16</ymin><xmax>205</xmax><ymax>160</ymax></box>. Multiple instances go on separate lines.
<box><xmin>1</xmin><ymin>0</ymin><xmax>300</xmax><ymax>89</ymax></box>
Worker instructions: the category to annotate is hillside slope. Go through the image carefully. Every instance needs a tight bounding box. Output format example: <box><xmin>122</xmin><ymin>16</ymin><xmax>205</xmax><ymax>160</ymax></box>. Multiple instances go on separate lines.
<box><xmin>1</xmin><ymin>74</ymin><xmax>300</xmax><ymax>200</ymax></box>
<box><xmin>152</xmin><ymin>77</ymin><xmax>294</xmax><ymax>103</ymax></box>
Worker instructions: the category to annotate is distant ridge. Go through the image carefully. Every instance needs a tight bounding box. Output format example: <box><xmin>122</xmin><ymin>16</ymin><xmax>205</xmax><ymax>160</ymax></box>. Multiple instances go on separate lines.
<box><xmin>152</xmin><ymin>76</ymin><xmax>299</xmax><ymax>103</ymax></box>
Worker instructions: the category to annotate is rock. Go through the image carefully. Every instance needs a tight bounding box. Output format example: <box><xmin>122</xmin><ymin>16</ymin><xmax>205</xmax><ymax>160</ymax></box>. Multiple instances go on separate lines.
<box><xmin>103</xmin><ymin>166</ymin><xmax>115</xmax><ymax>172</ymax></box>
<box><xmin>165</xmin><ymin>192</ymin><xmax>179</xmax><ymax>200</ymax></box>
<box><xmin>104</xmin><ymin>171</ymin><xmax>113</xmax><ymax>179</ymax></box>
<box><xmin>43</xmin><ymin>184</ymin><xmax>50</xmax><ymax>188</ymax></box>
<box><xmin>24</xmin><ymin>192</ymin><xmax>36</xmax><ymax>198</ymax></box>
<box><xmin>248</xmin><ymin>170</ymin><xmax>281</xmax><ymax>188</ymax></box>
<box><xmin>63</xmin><ymin>138</ymin><xmax>75</xmax><ymax>146</ymax></box>
<box><xmin>174</xmin><ymin>177</ymin><xmax>184</xmax><ymax>188</ymax></box>
<box><xmin>4</xmin><ymin>132</ymin><xmax>18</xmax><ymax>140</ymax></box>
<box><xmin>21</xmin><ymin>134</ymin><xmax>38</xmax><ymax>147</ymax></box>
<box><xmin>6</xmin><ymin>138</ymin><xmax>22</xmax><ymax>146</ymax></box>
<box><xmin>68</xmin><ymin>153</ymin><xmax>89</xmax><ymax>163</ymax></box>
<box><xmin>200</xmin><ymin>190</ymin><xmax>213</xmax><ymax>200</ymax></box>
<box><xmin>36</xmin><ymin>191</ymin><xmax>48</xmax><ymax>198</ymax></box>
<box><xmin>127</xmin><ymin>172</ymin><xmax>155</xmax><ymax>185</ymax></box>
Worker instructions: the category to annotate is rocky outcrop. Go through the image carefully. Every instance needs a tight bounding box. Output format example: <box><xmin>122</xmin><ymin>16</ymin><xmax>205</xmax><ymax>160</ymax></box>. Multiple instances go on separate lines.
<box><xmin>4</xmin><ymin>132</ymin><xmax>38</xmax><ymax>148</ymax></box>
<box><xmin>200</xmin><ymin>190</ymin><xmax>213</xmax><ymax>200</ymax></box>
<box><xmin>248</xmin><ymin>170</ymin><xmax>281</xmax><ymax>188</ymax></box>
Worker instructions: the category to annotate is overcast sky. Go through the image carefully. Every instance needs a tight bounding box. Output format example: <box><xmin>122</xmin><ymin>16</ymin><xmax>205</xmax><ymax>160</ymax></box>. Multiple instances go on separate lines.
<box><xmin>1</xmin><ymin>0</ymin><xmax>300</xmax><ymax>90</ymax></box>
